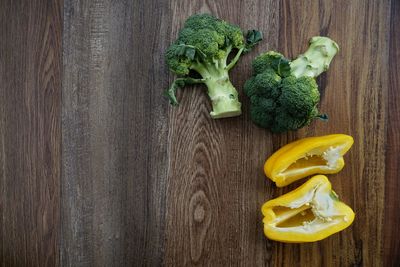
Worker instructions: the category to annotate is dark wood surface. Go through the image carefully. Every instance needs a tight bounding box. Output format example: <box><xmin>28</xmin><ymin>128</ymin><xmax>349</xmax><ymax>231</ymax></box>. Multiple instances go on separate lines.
<box><xmin>0</xmin><ymin>0</ymin><xmax>62</xmax><ymax>266</ymax></box>
<box><xmin>385</xmin><ymin>0</ymin><xmax>400</xmax><ymax>266</ymax></box>
<box><xmin>0</xmin><ymin>0</ymin><xmax>399</xmax><ymax>266</ymax></box>
<box><xmin>61</xmin><ymin>0</ymin><xmax>168</xmax><ymax>265</ymax></box>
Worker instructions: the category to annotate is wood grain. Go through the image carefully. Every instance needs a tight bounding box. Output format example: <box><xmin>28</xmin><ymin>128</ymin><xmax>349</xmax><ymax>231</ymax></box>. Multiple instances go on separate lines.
<box><xmin>164</xmin><ymin>1</ymin><xmax>280</xmax><ymax>265</ymax></box>
<box><xmin>384</xmin><ymin>0</ymin><xmax>400</xmax><ymax>265</ymax></box>
<box><xmin>61</xmin><ymin>0</ymin><xmax>170</xmax><ymax>265</ymax></box>
<box><xmin>273</xmin><ymin>1</ymin><xmax>391</xmax><ymax>266</ymax></box>
<box><xmin>0</xmin><ymin>0</ymin><xmax>62</xmax><ymax>266</ymax></box>
<box><xmin>0</xmin><ymin>0</ymin><xmax>398</xmax><ymax>266</ymax></box>
<box><xmin>164</xmin><ymin>0</ymin><xmax>394</xmax><ymax>266</ymax></box>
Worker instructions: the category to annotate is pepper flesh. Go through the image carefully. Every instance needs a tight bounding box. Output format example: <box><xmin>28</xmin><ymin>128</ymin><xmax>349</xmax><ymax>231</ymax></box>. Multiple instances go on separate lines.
<box><xmin>261</xmin><ymin>175</ymin><xmax>355</xmax><ymax>243</ymax></box>
<box><xmin>264</xmin><ymin>134</ymin><xmax>353</xmax><ymax>187</ymax></box>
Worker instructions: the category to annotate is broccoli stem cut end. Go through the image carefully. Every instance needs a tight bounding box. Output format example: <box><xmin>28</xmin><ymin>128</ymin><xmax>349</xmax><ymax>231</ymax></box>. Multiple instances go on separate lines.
<box><xmin>204</xmin><ymin>72</ymin><xmax>242</xmax><ymax>119</ymax></box>
<box><xmin>290</xmin><ymin>36</ymin><xmax>339</xmax><ymax>78</ymax></box>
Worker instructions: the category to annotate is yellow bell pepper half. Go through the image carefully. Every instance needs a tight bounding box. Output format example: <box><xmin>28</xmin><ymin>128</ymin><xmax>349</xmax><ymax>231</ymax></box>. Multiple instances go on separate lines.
<box><xmin>261</xmin><ymin>175</ymin><xmax>355</xmax><ymax>243</ymax></box>
<box><xmin>264</xmin><ymin>134</ymin><xmax>353</xmax><ymax>187</ymax></box>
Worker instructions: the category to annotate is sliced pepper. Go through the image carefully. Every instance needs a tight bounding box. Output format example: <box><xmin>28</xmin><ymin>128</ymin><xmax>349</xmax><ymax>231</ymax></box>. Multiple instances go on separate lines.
<box><xmin>264</xmin><ymin>134</ymin><xmax>353</xmax><ymax>187</ymax></box>
<box><xmin>261</xmin><ymin>175</ymin><xmax>355</xmax><ymax>243</ymax></box>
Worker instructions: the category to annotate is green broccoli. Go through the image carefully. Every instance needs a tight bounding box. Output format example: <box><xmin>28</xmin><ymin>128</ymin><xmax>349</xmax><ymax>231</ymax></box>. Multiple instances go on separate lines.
<box><xmin>244</xmin><ymin>36</ymin><xmax>338</xmax><ymax>132</ymax></box>
<box><xmin>165</xmin><ymin>14</ymin><xmax>262</xmax><ymax>119</ymax></box>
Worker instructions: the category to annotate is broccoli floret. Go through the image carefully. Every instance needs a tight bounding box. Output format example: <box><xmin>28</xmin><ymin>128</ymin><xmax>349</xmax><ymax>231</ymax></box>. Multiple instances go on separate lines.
<box><xmin>165</xmin><ymin>14</ymin><xmax>262</xmax><ymax>119</ymax></box>
<box><xmin>270</xmin><ymin>108</ymin><xmax>309</xmax><ymax>133</ymax></box>
<box><xmin>252</xmin><ymin>51</ymin><xmax>291</xmax><ymax>77</ymax></box>
<box><xmin>247</xmin><ymin>74</ymin><xmax>320</xmax><ymax>132</ymax></box>
<box><xmin>249</xmin><ymin>96</ymin><xmax>276</xmax><ymax>128</ymax></box>
<box><xmin>279</xmin><ymin>76</ymin><xmax>319</xmax><ymax>118</ymax></box>
<box><xmin>244</xmin><ymin>36</ymin><xmax>338</xmax><ymax>132</ymax></box>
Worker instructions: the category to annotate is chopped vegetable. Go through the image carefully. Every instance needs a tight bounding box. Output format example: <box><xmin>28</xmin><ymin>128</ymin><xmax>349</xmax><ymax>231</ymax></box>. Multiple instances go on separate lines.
<box><xmin>244</xmin><ymin>36</ymin><xmax>339</xmax><ymax>132</ymax></box>
<box><xmin>261</xmin><ymin>175</ymin><xmax>355</xmax><ymax>243</ymax></box>
<box><xmin>165</xmin><ymin>13</ymin><xmax>262</xmax><ymax>119</ymax></box>
<box><xmin>264</xmin><ymin>134</ymin><xmax>354</xmax><ymax>187</ymax></box>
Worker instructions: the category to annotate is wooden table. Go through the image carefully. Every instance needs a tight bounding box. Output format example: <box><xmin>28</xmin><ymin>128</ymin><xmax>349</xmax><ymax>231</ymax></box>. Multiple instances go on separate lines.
<box><xmin>1</xmin><ymin>0</ymin><xmax>399</xmax><ymax>266</ymax></box>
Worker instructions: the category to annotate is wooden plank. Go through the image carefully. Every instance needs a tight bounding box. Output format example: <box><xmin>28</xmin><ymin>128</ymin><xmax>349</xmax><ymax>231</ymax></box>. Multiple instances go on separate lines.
<box><xmin>61</xmin><ymin>0</ymin><xmax>170</xmax><ymax>265</ymax></box>
<box><xmin>274</xmin><ymin>0</ymin><xmax>390</xmax><ymax>266</ymax></box>
<box><xmin>164</xmin><ymin>1</ymin><xmax>280</xmax><ymax>265</ymax></box>
<box><xmin>164</xmin><ymin>0</ymin><xmax>392</xmax><ymax>266</ymax></box>
<box><xmin>384</xmin><ymin>0</ymin><xmax>400</xmax><ymax>265</ymax></box>
<box><xmin>0</xmin><ymin>0</ymin><xmax>395</xmax><ymax>265</ymax></box>
<box><xmin>0</xmin><ymin>0</ymin><xmax>62</xmax><ymax>266</ymax></box>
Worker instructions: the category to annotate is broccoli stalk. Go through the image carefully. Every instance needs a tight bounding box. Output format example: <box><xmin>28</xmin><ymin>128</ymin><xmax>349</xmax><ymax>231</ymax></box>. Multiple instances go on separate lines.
<box><xmin>244</xmin><ymin>36</ymin><xmax>339</xmax><ymax>132</ymax></box>
<box><xmin>192</xmin><ymin>52</ymin><xmax>241</xmax><ymax>118</ymax></box>
<box><xmin>290</xmin><ymin>36</ymin><xmax>339</xmax><ymax>78</ymax></box>
<box><xmin>165</xmin><ymin>14</ymin><xmax>262</xmax><ymax>119</ymax></box>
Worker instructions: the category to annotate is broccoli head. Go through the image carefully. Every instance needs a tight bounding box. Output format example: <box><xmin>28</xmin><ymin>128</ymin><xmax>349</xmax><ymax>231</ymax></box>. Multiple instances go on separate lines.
<box><xmin>244</xmin><ymin>37</ymin><xmax>338</xmax><ymax>132</ymax></box>
<box><xmin>279</xmin><ymin>76</ymin><xmax>319</xmax><ymax>118</ymax></box>
<box><xmin>164</xmin><ymin>13</ymin><xmax>262</xmax><ymax>119</ymax></box>
<box><xmin>251</xmin><ymin>51</ymin><xmax>291</xmax><ymax>76</ymax></box>
<box><xmin>244</xmin><ymin>68</ymin><xmax>281</xmax><ymax>99</ymax></box>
